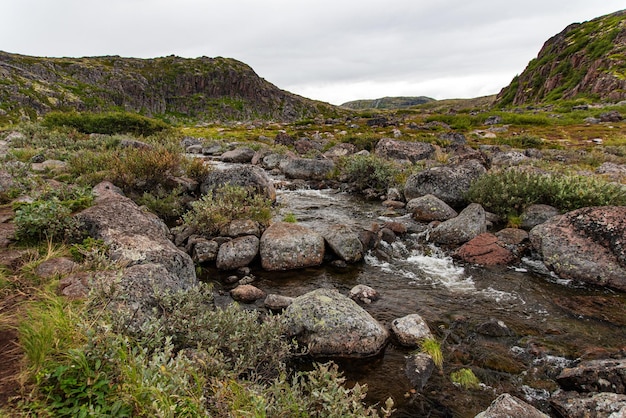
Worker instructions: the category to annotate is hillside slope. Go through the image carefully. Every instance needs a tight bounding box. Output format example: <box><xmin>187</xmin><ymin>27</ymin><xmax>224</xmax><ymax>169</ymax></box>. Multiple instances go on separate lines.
<box><xmin>341</xmin><ymin>96</ymin><xmax>434</xmax><ymax>110</ymax></box>
<box><xmin>0</xmin><ymin>52</ymin><xmax>340</xmax><ymax>123</ymax></box>
<box><xmin>497</xmin><ymin>9</ymin><xmax>626</xmax><ymax>106</ymax></box>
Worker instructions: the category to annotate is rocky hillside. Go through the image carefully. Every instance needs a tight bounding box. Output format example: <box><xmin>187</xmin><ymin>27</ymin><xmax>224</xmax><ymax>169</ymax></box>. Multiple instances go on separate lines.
<box><xmin>341</xmin><ymin>96</ymin><xmax>434</xmax><ymax>110</ymax></box>
<box><xmin>497</xmin><ymin>9</ymin><xmax>626</xmax><ymax>106</ymax></box>
<box><xmin>0</xmin><ymin>52</ymin><xmax>340</xmax><ymax>123</ymax></box>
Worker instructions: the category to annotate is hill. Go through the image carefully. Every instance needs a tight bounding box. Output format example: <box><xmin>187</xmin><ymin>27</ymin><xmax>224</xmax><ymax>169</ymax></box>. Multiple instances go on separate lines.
<box><xmin>0</xmin><ymin>52</ymin><xmax>341</xmax><ymax>124</ymax></box>
<box><xmin>341</xmin><ymin>96</ymin><xmax>434</xmax><ymax>110</ymax></box>
<box><xmin>497</xmin><ymin>10</ymin><xmax>626</xmax><ymax>106</ymax></box>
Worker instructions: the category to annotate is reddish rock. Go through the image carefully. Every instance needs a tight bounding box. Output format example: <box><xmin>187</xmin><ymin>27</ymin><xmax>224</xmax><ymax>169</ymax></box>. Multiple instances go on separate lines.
<box><xmin>35</xmin><ymin>257</ymin><xmax>78</xmax><ymax>278</ymax></box>
<box><xmin>456</xmin><ymin>233</ymin><xmax>515</xmax><ymax>266</ymax></box>
<box><xmin>230</xmin><ymin>284</ymin><xmax>266</xmax><ymax>303</ymax></box>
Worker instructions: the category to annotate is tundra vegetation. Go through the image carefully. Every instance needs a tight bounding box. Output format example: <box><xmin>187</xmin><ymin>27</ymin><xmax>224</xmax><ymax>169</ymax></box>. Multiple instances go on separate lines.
<box><xmin>0</xmin><ymin>99</ymin><xmax>624</xmax><ymax>416</ymax></box>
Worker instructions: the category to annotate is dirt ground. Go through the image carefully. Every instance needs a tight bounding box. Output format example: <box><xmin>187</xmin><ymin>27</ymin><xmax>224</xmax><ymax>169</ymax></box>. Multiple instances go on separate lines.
<box><xmin>0</xmin><ymin>327</ymin><xmax>21</xmax><ymax>407</ymax></box>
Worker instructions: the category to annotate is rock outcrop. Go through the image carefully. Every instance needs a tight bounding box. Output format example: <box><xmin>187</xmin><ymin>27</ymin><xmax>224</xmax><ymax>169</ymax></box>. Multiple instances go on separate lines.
<box><xmin>529</xmin><ymin>206</ymin><xmax>626</xmax><ymax>291</ymax></box>
<box><xmin>260</xmin><ymin>222</ymin><xmax>325</xmax><ymax>271</ymax></box>
<box><xmin>374</xmin><ymin>138</ymin><xmax>435</xmax><ymax>163</ymax></box>
<box><xmin>282</xmin><ymin>288</ymin><xmax>389</xmax><ymax>358</ymax></box>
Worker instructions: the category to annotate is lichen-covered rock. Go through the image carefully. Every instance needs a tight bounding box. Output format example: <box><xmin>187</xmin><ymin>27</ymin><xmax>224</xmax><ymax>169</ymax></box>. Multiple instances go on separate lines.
<box><xmin>260</xmin><ymin>222</ymin><xmax>325</xmax><ymax>271</ymax></box>
<box><xmin>192</xmin><ymin>239</ymin><xmax>219</xmax><ymax>264</ymax></box>
<box><xmin>429</xmin><ymin>203</ymin><xmax>487</xmax><ymax>246</ymax></box>
<box><xmin>475</xmin><ymin>393</ymin><xmax>549</xmax><ymax>418</ymax></box>
<box><xmin>282</xmin><ymin>288</ymin><xmax>389</xmax><ymax>358</ymax></box>
<box><xmin>556</xmin><ymin>358</ymin><xmax>626</xmax><ymax>394</ymax></box>
<box><xmin>406</xmin><ymin>194</ymin><xmax>458</xmax><ymax>222</ymax></box>
<box><xmin>404</xmin><ymin>160</ymin><xmax>486</xmax><ymax>207</ymax></box>
<box><xmin>321</xmin><ymin>224</ymin><xmax>364</xmax><ymax>263</ymax></box>
<box><xmin>281</xmin><ymin>158</ymin><xmax>334</xmax><ymax>180</ymax></box>
<box><xmin>264</xmin><ymin>294</ymin><xmax>294</xmax><ymax>310</ymax></box>
<box><xmin>529</xmin><ymin>206</ymin><xmax>626</xmax><ymax>291</ymax></box>
<box><xmin>521</xmin><ymin>204</ymin><xmax>560</xmax><ymax>231</ymax></box>
<box><xmin>550</xmin><ymin>391</ymin><xmax>626</xmax><ymax>418</ymax></box>
<box><xmin>216</xmin><ymin>235</ymin><xmax>259</xmax><ymax>270</ymax></box>
<box><xmin>200</xmin><ymin>166</ymin><xmax>276</xmax><ymax>201</ymax></box>
<box><xmin>349</xmin><ymin>284</ymin><xmax>379</xmax><ymax>304</ymax></box>
<box><xmin>374</xmin><ymin>137</ymin><xmax>435</xmax><ymax>163</ymax></box>
<box><xmin>391</xmin><ymin>314</ymin><xmax>433</xmax><ymax>348</ymax></box>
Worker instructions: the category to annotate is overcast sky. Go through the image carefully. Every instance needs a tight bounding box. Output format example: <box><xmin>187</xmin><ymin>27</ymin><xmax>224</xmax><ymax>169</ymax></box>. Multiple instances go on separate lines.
<box><xmin>2</xmin><ymin>1</ymin><xmax>624</xmax><ymax>105</ymax></box>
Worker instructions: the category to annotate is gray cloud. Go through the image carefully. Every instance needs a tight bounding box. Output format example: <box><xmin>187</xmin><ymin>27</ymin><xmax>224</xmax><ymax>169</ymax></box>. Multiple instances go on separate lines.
<box><xmin>2</xmin><ymin>0</ymin><xmax>624</xmax><ymax>104</ymax></box>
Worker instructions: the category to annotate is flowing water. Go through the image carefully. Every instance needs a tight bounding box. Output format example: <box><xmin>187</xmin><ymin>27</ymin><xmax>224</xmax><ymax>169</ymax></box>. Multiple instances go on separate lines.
<box><xmin>203</xmin><ymin>164</ymin><xmax>626</xmax><ymax>417</ymax></box>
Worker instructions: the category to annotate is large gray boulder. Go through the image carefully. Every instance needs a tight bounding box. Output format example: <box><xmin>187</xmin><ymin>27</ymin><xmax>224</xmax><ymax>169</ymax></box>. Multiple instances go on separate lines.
<box><xmin>216</xmin><ymin>235</ymin><xmax>259</xmax><ymax>270</ymax></box>
<box><xmin>391</xmin><ymin>314</ymin><xmax>433</xmax><ymax>348</ymax></box>
<box><xmin>374</xmin><ymin>138</ymin><xmax>435</xmax><ymax>163</ymax></box>
<box><xmin>550</xmin><ymin>392</ymin><xmax>626</xmax><ymax>418</ymax></box>
<box><xmin>260</xmin><ymin>222</ymin><xmax>325</xmax><ymax>271</ymax></box>
<box><xmin>475</xmin><ymin>394</ymin><xmax>549</xmax><ymax>418</ymax></box>
<box><xmin>406</xmin><ymin>194</ymin><xmax>458</xmax><ymax>222</ymax></box>
<box><xmin>282</xmin><ymin>288</ymin><xmax>389</xmax><ymax>358</ymax></box>
<box><xmin>220</xmin><ymin>147</ymin><xmax>255</xmax><ymax>163</ymax></box>
<box><xmin>200</xmin><ymin>166</ymin><xmax>276</xmax><ymax>201</ymax></box>
<box><xmin>281</xmin><ymin>158</ymin><xmax>334</xmax><ymax>180</ymax></box>
<box><xmin>520</xmin><ymin>204</ymin><xmax>560</xmax><ymax>231</ymax></box>
<box><xmin>429</xmin><ymin>203</ymin><xmax>487</xmax><ymax>246</ymax></box>
<box><xmin>321</xmin><ymin>224</ymin><xmax>364</xmax><ymax>263</ymax></box>
<box><xmin>529</xmin><ymin>206</ymin><xmax>626</xmax><ymax>291</ymax></box>
<box><xmin>404</xmin><ymin>160</ymin><xmax>486</xmax><ymax>207</ymax></box>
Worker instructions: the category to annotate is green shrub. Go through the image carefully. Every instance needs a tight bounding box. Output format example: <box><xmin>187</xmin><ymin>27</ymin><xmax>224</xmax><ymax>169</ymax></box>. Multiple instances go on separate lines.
<box><xmin>450</xmin><ymin>368</ymin><xmax>480</xmax><ymax>390</ymax></box>
<box><xmin>109</xmin><ymin>146</ymin><xmax>183</xmax><ymax>192</ymax></box>
<box><xmin>182</xmin><ymin>184</ymin><xmax>273</xmax><ymax>236</ymax></box>
<box><xmin>337</xmin><ymin>154</ymin><xmax>401</xmax><ymax>195</ymax></box>
<box><xmin>43</xmin><ymin>111</ymin><xmax>170</xmax><ymax>136</ymax></box>
<box><xmin>282</xmin><ymin>212</ymin><xmax>297</xmax><ymax>223</ymax></box>
<box><xmin>135</xmin><ymin>186</ymin><xmax>186</xmax><ymax>220</ymax></box>
<box><xmin>467</xmin><ymin>169</ymin><xmax>626</xmax><ymax>217</ymax></box>
<box><xmin>343</xmin><ymin>135</ymin><xmax>384</xmax><ymax>152</ymax></box>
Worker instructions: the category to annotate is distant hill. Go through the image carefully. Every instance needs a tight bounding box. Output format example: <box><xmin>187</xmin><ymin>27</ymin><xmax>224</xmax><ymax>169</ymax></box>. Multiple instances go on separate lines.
<box><xmin>0</xmin><ymin>52</ymin><xmax>341</xmax><ymax>124</ymax></box>
<box><xmin>341</xmin><ymin>96</ymin><xmax>435</xmax><ymax>110</ymax></box>
<box><xmin>497</xmin><ymin>10</ymin><xmax>626</xmax><ymax>106</ymax></box>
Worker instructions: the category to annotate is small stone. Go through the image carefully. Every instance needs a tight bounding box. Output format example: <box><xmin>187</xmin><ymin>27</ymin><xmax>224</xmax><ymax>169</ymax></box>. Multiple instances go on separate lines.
<box><xmin>230</xmin><ymin>284</ymin><xmax>265</xmax><ymax>303</ymax></box>
<box><xmin>349</xmin><ymin>284</ymin><xmax>379</xmax><ymax>304</ymax></box>
<box><xmin>264</xmin><ymin>294</ymin><xmax>295</xmax><ymax>310</ymax></box>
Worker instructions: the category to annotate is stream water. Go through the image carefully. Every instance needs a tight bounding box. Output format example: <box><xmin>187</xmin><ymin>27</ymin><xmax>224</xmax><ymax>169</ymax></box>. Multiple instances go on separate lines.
<box><xmin>203</xmin><ymin>164</ymin><xmax>626</xmax><ymax>417</ymax></box>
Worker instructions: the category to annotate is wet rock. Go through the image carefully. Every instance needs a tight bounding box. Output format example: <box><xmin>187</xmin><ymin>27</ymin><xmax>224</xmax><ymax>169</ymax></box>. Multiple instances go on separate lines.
<box><xmin>349</xmin><ymin>284</ymin><xmax>379</xmax><ymax>304</ymax></box>
<box><xmin>529</xmin><ymin>206</ymin><xmax>626</xmax><ymax>291</ymax></box>
<box><xmin>404</xmin><ymin>160</ymin><xmax>486</xmax><ymax>207</ymax></box>
<box><xmin>405</xmin><ymin>353</ymin><xmax>435</xmax><ymax>391</ymax></box>
<box><xmin>430</xmin><ymin>203</ymin><xmax>487</xmax><ymax>246</ymax></box>
<box><xmin>223</xmin><ymin>219</ymin><xmax>261</xmax><ymax>238</ymax></box>
<box><xmin>455</xmin><ymin>233</ymin><xmax>516</xmax><ymax>266</ymax></box>
<box><xmin>281</xmin><ymin>158</ymin><xmax>334</xmax><ymax>180</ymax></box>
<box><xmin>321</xmin><ymin>224</ymin><xmax>364</xmax><ymax>263</ymax></box>
<box><xmin>520</xmin><ymin>204</ymin><xmax>560</xmax><ymax>231</ymax></box>
<box><xmin>261</xmin><ymin>153</ymin><xmax>290</xmax><ymax>170</ymax></box>
<box><xmin>553</xmin><ymin>295</ymin><xmax>626</xmax><ymax>327</ymax></box>
<box><xmin>374</xmin><ymin>137</ymin><xmax>435</xmax><ymax>163</ymax></box>
<box><xmin>34</xmin><ymin>257</ymin><xmax>78</xmax><ymax>278</ymax></box>
<box><xmin>379</xmin><ymin>228</ymin><xmax>397</xmax><ymax>244</ymax></box>
<box><xmin>556</xmin><ymin>358</ymin><xmax>626</xmax><ymax>394</ymax></box>
<box><xmin>391</xmin><ymin>314</ymin><xmax>433</xmax><ymax>347</ymax></box>
<box><xmin>264</xmin><ymin>293</ymin><xmax>294</xmax><ymax>310</ymax></box>
<box><xmin>200</xmin><ymin>166</ymin><xmax>276</xmax><ymax>201</ymax></box>
<box><xmin>216</xmin><ymin>235</ymin><xmax>259</xmax><ymax>270</ymax></box>
<box><xmin>282</xmin><ymin>288</ymin><xmax>389</xmax><ymax>358</ymax></box>
<box><xmin>220</xmin><ymin>147</ymin><xmax>255</xmax><ymax>163</ymax></box>
<box><xmin>406</xmin><ymin>194</ymin><xmax>458</xmax><ymax>222</ymax></box>
<box><xmin>475</xmin><ymin>319</ymin><xmax>514</xmax><ymax>337</ymax></box>
<box><xmin>230</xmin><ymin>284</ymin><xmax>265</xmax><ymax>303</ymax></box>
<box><xmin>260</xmin><ymin>222</ymin><xmax>325</xmax><ymax>271</ymax></box>
<box><xmin>475</xmin><ymin>393</ymin><xmax>549</xmax><ymax>418</ymax></box>
<box><xmin>550</xmin><ymin>391</ymin><xmax>626</xmax><ymax>418</ymax></box>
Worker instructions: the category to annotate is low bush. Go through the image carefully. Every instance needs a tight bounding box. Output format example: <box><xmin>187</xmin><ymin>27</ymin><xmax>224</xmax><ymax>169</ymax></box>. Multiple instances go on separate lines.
<box><xmin>467</xmin><ymin>169</ymin><xmax>626</xmax><ymax>217</ymax></box>
<box><xmin>135</xmin><ymin>186</ymin><xmax>186</xmax><ymax>220</ymax></box>
<box><xmin>42</xmin><ymin>111</ymin><xmax>170</xmax><ymax>136</ymax></box>
<box><xmin>182</xmin><ymin>184</ymin><xmax>273</xmax><ymax>236</ymax></box>
<box><xmin>337</xmin><ymin>154</ymin><xmax>401</xmax><ymax>195</ymax></box>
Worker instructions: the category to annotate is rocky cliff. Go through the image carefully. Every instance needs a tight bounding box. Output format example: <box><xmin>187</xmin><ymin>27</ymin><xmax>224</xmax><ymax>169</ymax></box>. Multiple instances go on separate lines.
<box><xmin>497</xmin><ymin>10</ymin><xmax>626</xmax><ymax>106</ymax></box>
<box><xmin>0</xmin><ymin>52</ymin><xmax>339</xmax><ymax>123</ymax></box>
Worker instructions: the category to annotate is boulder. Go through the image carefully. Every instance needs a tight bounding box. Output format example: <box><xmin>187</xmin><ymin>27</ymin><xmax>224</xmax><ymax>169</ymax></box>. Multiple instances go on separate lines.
<box><xmin>200</xmin><ymin>166</ymin><xmax>276</xmax><ymax>201</ymax></box>
<box><xmin>223</xmin><ymin>219</ymin><xmax>261</xmax><ymax>238</ymax></box>
<box><xmin>429</xmin><ymin>203</ymin><xmax>487</xmax><ymax>246</ymax></box>
<box><xmin>35</xmin><ymin>257</ymin><xmax>78</xmax><ymax>278</ymax></box>
<box><xmin>405</xmin><ymin>353</ymin><xmax>435</xmax><ymax>391</ymax></box>
<box><xmin>264</xmin><ymin>294</ymin><xmax>294</xmax><ymax>310</ymax></box>
<box><xmin>455</xmin><ymin>233</ymin><xmax>516</xmax><ymax>266</ymax></box>
<box><xmin>529</xmin><ymin>206</ymin><xmax>626</xmax><ymax>291</ymax></box>
<box><xmin>220</xmin><ymin>147</ymin><xmax>255</xmax><ymax>163</ymax></box>
<box><xmin>282</xmin><ymin>288</ymin><xmax>389</xmax><ymax>358</ymax></box>
<box><xmin>323</xmin><ymin>143</ymin><xmax>356</xmax><ymax>159</ymax></box>
<box><xmin>76</xmin><ymin>182</ymin><xmax>196</xmax><ymax>287</ymax></box>
<box><xmin>391</xmin><ymin>314</ymin><xmax>433</xmax><ymax>348</ymax></box>
<box><xmin>216</xmin><ymin>235</ymin><xmax>259</xmax><ymax>270</ymax></box>
<box><xmin>281</xmin><ymin>158</ymin><xmax>334</xmax><ymax>180</ymax></box>
<box><xmin>374</xmin><ymin>137</ymin><xmax>435</xmax><ymax>163</ymax></box>
<box><xmin>475</xmin><ymin>319</ymin><xmax>514</xmax><ymax>337</ymax></box>
<box><xmin>260</xmin><ymin>222</ymin><xmax>325</xmax><ymax>271</ymax></box>
<box><xmin>261</xmin><ymin>153</ymin><xmax>290</xmax><ymax>170</ymax></box>
<box><xmin>491</xmin><ymin>151</ymin><xmax>529</xmax><ymax>167</ymax></box>
<box><xmin>404</xmin><ymin>160</ymin><xmax>486</xmax><ymax>207</ymax></box>
<box><xmin>406</xmin><ymin>194</ymin><xmax>458</xmax><ymax>222</ymax></box>
<box><xmin>550</xmin><ymin>391</ymin><xmax>626</xmax><ymax>418</ymax></box>
<box><xmin>475</xmin><ymin>394</ymin><xmax>549</xmax><ymax>418</ymax></box>
<box><xmin>349</xmin><ymin>284</ymin><xmax>379</xmax><ymax>304</ymax></box>
<box><xmin>520</xmin><ymin>204</ymin><xmax>560</xmax><ymax>231</ymax></box>
<box><xmin>192</xmin><ymin>239</ymin><xmax>219</xmax><ymax>264</ymax></box>
<box><xmin>230</xmin><ymin>284</ymin><xmax>265</xmax><ymax>303</ymax></box>
<box><xmin>321</xmin><ymin>224</ymin><xmax>364</xmax><ymax>263</ymax></box>
<box><xmin>556</xmin><ymin>358</ymin><xmax>626</xmax><ymax>394</ymax></box>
